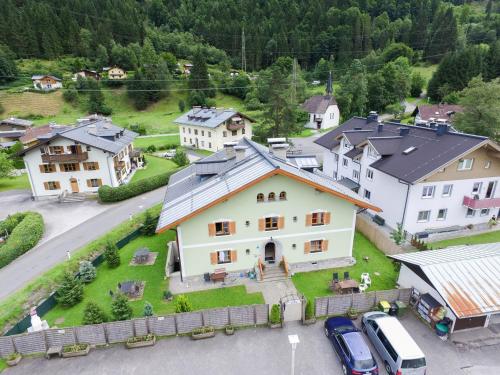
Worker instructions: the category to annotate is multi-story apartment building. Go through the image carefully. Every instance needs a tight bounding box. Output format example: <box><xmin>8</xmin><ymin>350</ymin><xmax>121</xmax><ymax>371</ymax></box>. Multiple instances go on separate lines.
<box><xmin>20</xmin><ymin>118</ymin><xmax>139</xmax><ymax>199</ymax></box>
<box><xmin>175</xmin><ymin>107</ymin><xmax>254</xmax><ymax>152</ymax></box>
<box><xmin>315</xmin><ymin>113</ymin><xmax>500</xmax><ymax>235</ymax></box>
<box><xmin>156</xmin><ymin>138</ymin><xmax>379</xmax><ymax>281</ymax></box>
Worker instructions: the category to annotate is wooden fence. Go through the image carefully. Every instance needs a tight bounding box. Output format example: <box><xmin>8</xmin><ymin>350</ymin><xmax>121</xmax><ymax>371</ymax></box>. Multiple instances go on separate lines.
<box><xmin>314</xmin><ymin>288</ymin><xmax>411</xmax><ymax>317</ymax></box>
<box><xmin>0</xmin><ymin>304</ymin><xmax>268</xmax><ymax>357</ymax></box>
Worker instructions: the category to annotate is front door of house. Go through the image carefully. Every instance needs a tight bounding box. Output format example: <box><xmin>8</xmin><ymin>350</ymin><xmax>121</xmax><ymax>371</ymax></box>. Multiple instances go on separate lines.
<box><xmin>70</xmin><ymin>178</ymin><xmax>79</xmax><ymax>193</ymax></box>
<box><xmin>264</xmin><ymin>242</ymin><xmax>276</xmax><ymax>263</ymax></box>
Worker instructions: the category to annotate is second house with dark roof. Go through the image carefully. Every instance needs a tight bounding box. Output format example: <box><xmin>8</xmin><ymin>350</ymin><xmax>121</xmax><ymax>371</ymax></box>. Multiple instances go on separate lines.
<box><xmin>315</xmin><ymin>112</ymin><xmax>500</xmax><ymax>235</ymax></box>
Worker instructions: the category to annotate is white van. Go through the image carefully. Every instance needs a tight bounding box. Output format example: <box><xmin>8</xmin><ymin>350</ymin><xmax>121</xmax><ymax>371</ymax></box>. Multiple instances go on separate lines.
<box><xmin>362</xmin><ymin>312</ymin><xmax>426</xmax><ymax>375</ymax></box>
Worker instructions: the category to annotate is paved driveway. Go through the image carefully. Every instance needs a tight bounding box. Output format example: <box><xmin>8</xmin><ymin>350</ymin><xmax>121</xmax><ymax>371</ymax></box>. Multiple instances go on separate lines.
<box><xmin>6</xmin><ymin>314</ymin><xmax>499</xmax><ymax>375</ymax></box>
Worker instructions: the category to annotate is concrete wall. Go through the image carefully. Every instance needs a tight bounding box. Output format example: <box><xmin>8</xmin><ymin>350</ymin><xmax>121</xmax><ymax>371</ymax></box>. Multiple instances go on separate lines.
<box><xmin>179</xmin><ymin>174</ymin><xmax>357</xmax><ymax>278</ymax></box>
<box><xmin>305</xmin><ymin>105</ymin><xmax>340</xmax><ymax>130</ymax></box>
<box><xmin>355</xmin><ymin>214</ymin><xmax>403</xmax><ymax>255</ymax></box>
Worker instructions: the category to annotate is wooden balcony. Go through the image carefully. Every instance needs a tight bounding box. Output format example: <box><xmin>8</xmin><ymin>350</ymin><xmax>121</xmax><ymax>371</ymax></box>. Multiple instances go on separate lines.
<box><xmin>41</xmin><ymin>152</ymin><xmax>88</xmax><ymax>163</ymax></box>
<box><xmin>226</xmin><ymin>122</ymin><xmax>245</xmax><ymax>131</ymax></box>
<box><xmin>463</xmin><ymin>195</ymin><xmax>500</xmax><ymax>209</ymax></box>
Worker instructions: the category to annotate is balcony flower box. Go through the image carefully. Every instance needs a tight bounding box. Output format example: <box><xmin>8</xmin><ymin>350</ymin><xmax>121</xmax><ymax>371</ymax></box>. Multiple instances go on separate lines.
<box><xmin>6</xmin><ymin>353</ymin><xmax>21</xmax><ymax>366</ymax></box>
<box><xmin>191</xmin><ymin>326</ymin><xmax>215</xmax><ymax>340</ymax></box>
<box><xmin>61</xmin><ymin>344</ymin><xmax>90</xmax><ymax>358</ymax></box>
<box><xmin>126</xmin><ymin>334</ymin><xmax>156</xmax><ymax>349</ymax></box>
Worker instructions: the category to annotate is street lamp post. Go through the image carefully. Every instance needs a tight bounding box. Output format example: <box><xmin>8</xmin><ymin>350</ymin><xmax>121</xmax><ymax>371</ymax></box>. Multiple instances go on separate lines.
<box><xmin>288</xmin><ymin>334</ymin><xmax>300</xmax><ymax>375</ymax></box>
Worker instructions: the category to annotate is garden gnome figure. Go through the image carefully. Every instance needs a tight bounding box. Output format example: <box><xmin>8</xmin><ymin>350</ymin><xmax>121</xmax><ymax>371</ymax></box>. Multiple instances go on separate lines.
<box><xmin>30</xmin><ymin>308</ymin><xmax>42</xmax><ymax>331</ymax></box>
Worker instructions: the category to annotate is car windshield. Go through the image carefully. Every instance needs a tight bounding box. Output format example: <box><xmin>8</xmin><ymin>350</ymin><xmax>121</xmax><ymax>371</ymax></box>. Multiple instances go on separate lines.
<box><xmin>402</xmin><ymin>358</ymin><xmax>426</xmax><ymax>368</ymax></box>
<box><xmin>354</xmin><ymin>358</ymin><xmax>376</xmax><ymax>369</ymax></box>
<box><xmin>335</xmin><ymin>325</ymin><xmax>354</xmax><ymax>333</ymax></box>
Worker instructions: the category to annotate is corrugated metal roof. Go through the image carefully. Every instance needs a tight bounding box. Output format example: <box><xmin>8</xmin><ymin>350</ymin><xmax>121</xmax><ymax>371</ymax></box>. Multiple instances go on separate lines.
<box><xmin>174</xmin><ymin>108</ymin><xmax>253</xmax><ymax>129</ymax></box>
<box><xmin>390</xmin><ymin>243</ymin><xmax>500</xmax><ymax>318</ymax></box>
<box><xmin>157</xmin><ymin>138</ymin><xmax>379</xmax><ymax>231</ymax></box>
<box><xmin>1</xmin><ymin>117</ymin><xmax>33</xmax><ymax>127</ymax></box>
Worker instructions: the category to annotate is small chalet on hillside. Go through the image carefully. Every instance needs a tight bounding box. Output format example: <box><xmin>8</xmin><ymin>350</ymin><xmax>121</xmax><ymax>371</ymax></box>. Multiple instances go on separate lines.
<box><xmin>0</xmin><ymin>117</ymin><xmax>33</xmax><ymax>145</ymax></box>
<box><xmin>73</xmin><ymin>69</ymin><xmax>100</xmax><ymax>81</ymax></box>
<box><xmin>412</xmin><ymin>104</ymin><xmax>463</xmax><ymax>127</ymax></box>
<box><xmin>31</xmin><ymin>75</ymin><xmax>62</xmax><ymax>91</ymax></box>
<box><xmin>301</xmin><ymin>72</ymin><xmax>339</xmax><ymax>130</ymax></box>
<box><xmin>104</xmin><ymin>66</ymin><xmax>127</xmax><ymax>80</ymax></box>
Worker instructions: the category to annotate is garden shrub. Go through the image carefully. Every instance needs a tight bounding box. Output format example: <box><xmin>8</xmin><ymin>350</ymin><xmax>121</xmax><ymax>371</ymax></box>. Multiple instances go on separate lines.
<box><xmin>82</xmin><ymin>302</ymin><xmax>107</xmax><ymax>325</ymax></box>
<box><xmin>175</xmin><ymin>295</ymin><xmax>193</xmax><ymax>313</ymax></box>
<box><xmin>270</xmin><ymin>304</ymin><xmax>281</xmax><ymax>325</ymax></box>
<box><xmin>304</xmin><ymin>300</ymin><xmax>314</xmax><ymax>320</ymax></box>
<box><xmin>111</xmin><ymin>293</ymin><xmax>133</xmax><ymax>321</ymax></box>
<box><xmin>143</xmin><ymin>301</ymin><xmax>154</xmax><ymax>317</ymax></box>
<box><xmin>0</xmin><ymin>211</ymin><xmax>44</xmax><ymax>269</ymax></box>
<box><xmin>98</xmin><ymin>169</ymin><xmax>178</xmax><ymax>202</ymax></box>
<box><xmin>104</xmin><ymin>242</ymin><xmax>120</xmax><ymax>268</ymax></box>
<box><xmin>56</xmin><ymin>272</ymin><xmax>83</xmax><ymax>307</ymax></box>
<box><xmin>172</xmin><ymin>148</ymin><xmax>188</xmax><ymax>166</ymax></box>
<box><xmin>78</xmin><ymin>261</ymin><xmax>96</xmax><ymax>283</ymax></box>
<box><xmin>140</xmin><ymin>211</ymin><xmax>158</xmax><ymax>236</ymax></box>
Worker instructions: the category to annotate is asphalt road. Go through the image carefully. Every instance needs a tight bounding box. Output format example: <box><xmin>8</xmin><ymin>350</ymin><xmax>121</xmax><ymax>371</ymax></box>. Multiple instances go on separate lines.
<box><xmin>0</xmin><ymin>186</ymin><xmax>166</xmax><ymax>302</ymax></box>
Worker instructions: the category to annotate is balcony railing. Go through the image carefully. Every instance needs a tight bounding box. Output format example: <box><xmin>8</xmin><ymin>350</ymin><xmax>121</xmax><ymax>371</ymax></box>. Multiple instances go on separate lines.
<box><xmin>226</xmin><ymin>122</ymin><xmax>245</xmax><ymax>131</ymax></box>
<box><xmin>463</xmin><ymin>195</ymin><xmax>500</xmax><ymax>209</ymax></box>
<box><xmin>42</xmin><ymin>152</ymin><xmax>88</xmax><ymax>163</ymax></box>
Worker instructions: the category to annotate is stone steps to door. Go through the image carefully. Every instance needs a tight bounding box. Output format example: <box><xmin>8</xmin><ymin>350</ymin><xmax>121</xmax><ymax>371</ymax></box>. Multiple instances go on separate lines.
<box><xmin>258</xmin><ymin>266</ymin><xmax>289</xmax><ymax>282</ymax></box>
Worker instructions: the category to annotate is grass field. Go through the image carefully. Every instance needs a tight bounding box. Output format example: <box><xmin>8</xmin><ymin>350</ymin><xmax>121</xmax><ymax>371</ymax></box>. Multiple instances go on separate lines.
<box><xmin>431</xmin><ymin>230</ymin><xmax>500</xmax><ymax>249</ymax></box>
<box><xmin>44</xmin><ymin>232</ymin><xmax>263</xmax><ymax>327</ymax></box>
<box><xmin>411</xmin><ymin>64</ymin><xmax>438</xmax><ymax>83</ymax></box>
<box><xmin>0</xmin><ymin>358</ymin><xmax>5</xmax><ymax>372</ymax></box>
<box><xmin>292</xmin><ymin>232</ymin><xmax>398</xmax><ymax>304</ymax></box>
<box><xmin>133</xmin><ymin>135</ymin><xmax>180</xmax><ymax>149</ymax></box>
<box><xmin>131</xmin><ymin>155</ymin><xmax>177</xmax><ymax>182</ymax></box>
<box><xmin>0</xmin><ymin>174</ymin><xmax>30</xmax><ymax>192</ymax></box>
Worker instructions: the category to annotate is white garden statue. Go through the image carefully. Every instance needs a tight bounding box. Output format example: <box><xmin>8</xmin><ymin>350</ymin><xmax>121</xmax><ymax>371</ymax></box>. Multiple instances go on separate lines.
<box><xmin>27</xmin><ymin>308</ymin><xmax>49</xmax><ymax>333</ymax></box>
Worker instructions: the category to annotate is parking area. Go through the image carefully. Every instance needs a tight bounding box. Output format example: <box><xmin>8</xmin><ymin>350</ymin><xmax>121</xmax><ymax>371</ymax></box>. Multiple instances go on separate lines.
<box><xmin>5</xmin><ymin>313</ymin><xmax>499</xmax><ymax>375</ymax></box>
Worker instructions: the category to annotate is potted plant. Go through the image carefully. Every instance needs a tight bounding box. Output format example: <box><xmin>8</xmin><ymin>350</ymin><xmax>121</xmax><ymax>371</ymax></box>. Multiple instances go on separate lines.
<box><xmin>6</xmin><ymin>352</ymin><xmax>21</xmax><ymax>366</ymax></box>
<box><xmin>126</xmin><ymin>334</ymin><xmax>156</xmax><ymax>348</ymax></box>
<box><xmin>346</xmin><ymin>307</ymin><xmax>359</xmax><ymax>320</ymax></box>
<box><xmin>269</xmin><ymin>304</ymin><xmax>281</xmax><ymax>328</ymax></box>
<box><xmin>61</xmin><ymin>343</ymin><xmax>91</xmax><ymax>358</ymax></box>
<box><xmin>191</xmin><ymin>326</ymin><xmax>215</xmax><ymax>340</ymax></box>
<box><xmin>303</xmin><ymin>300</ymin><xmax>316</xmax><ymax>325</ymax></box>
<box><xmin>225</xmin><ymin>325</ymin><xmax>235</xmax><ymax>335</ymax></box>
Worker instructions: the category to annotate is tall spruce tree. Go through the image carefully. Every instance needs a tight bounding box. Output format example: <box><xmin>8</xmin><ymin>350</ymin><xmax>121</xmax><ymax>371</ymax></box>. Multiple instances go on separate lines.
<box><xmin>56</xmin><ymin>272</ymin><xmax>83</xmax><ymax>307</ymax></box>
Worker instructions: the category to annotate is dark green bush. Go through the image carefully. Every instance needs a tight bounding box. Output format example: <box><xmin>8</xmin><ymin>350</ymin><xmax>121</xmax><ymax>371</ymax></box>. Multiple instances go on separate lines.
<box><xmin>111</xmin><ymin>293</ymin><xmax>133</xmax><ymax>321</ymax></box>
<box><xmin>140</xmin><ymin>211</ymin><xmax>158</xmax><ymax>236</ymax></box>
<box><xmin>56</xmin><ymin>272</ymin><xmax>84</xmax><ymax>307</ymax></box>
<box><xmin>82</xmin><ymin>302</ymin><xmax>108</xmax><ymax>325</ymax></box>
<box><xmin>0</xmin><ymin>212</ymin><xmax>27</xmax><ymax>235</ymax></box>
<box><xmin>305</xmin><ymin>300</ymin><xmax>314</xmax><ymax>320</ymax></box>
<box><xmin>270</xmin><ymin>304</ymin><xmax>281</xmax><ymax>324</ymax></box>
<box><xmin>0</xmin><ymin>212</ymin><xmax>44</xmax><ymax>269</ymax></box>
<box><xmin>98</xmin><ymin>169</ymin><xmax>178</xmax><ymax>202</ymax></box>
<box><xmin>104</xmin><ymin>242</ymin><xmax>120</xmax><ymax>268</ymax></box>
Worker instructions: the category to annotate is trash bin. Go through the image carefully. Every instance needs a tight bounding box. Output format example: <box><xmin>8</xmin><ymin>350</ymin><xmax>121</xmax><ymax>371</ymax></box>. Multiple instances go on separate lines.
<box><xmin>395</xmin><ymin>301</ymin><xmax>407</xmax><ymax>316</ymax></box>
<box><xmin>378</xmin><ymin>300</ymin><xmax>390</xmax><ymax>313</ymax></box>
<box><xmin>389</xmin><ymin>303</ymin><xmax>398</xmax><ymax>316</ymax></box>
<box><xmin>435</xmin><ymin>322</ymin><xmax>448</xmax><ymax>337</ymax></box>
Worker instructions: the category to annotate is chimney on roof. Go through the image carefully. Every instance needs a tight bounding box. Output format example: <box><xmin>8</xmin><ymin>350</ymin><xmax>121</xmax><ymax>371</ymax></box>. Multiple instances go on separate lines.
<box><xmin>367</xmin><ymin>111</ymin><xmax>378</xmax><ymax>123</ymax></box>
<box><xmin>399</xmin><ymin>127</ymin><xmax>410</xmax><ymax>136</ymax></box>
<box><xmin>377</xmin><ymin>122</ymin><xmax>384</xmax><ymax>133</ymax></box>
<box><xmin>234</xmin><ymin>145</ymin><xmax>248</xmax><ymax>162</ymax></box>
<box><xmin>223</xmin><ymin>141</ymin><xmax>238</xmax><ymax>159</ymax></box>
<box><xmin>436</xmin><ymin>123</ymin><xmax>449</xmax><ymax>136</ymax></box>
<box><xmin>270</xmin><ymin>143</ymin><xmax>289</xmax><ymax>160</ymax></box>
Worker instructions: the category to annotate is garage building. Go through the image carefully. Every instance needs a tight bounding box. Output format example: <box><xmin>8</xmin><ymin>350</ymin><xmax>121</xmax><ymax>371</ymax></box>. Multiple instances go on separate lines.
<box><xmin>390</xmin><ymin>243</ymin><xmax>500</xmax><ymax>332</ymax></box>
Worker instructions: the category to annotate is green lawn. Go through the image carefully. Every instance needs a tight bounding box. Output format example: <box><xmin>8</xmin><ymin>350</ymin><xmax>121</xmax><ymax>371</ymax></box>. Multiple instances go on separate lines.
<box><xmin>411</xmin><ymin>64</ymin><xmax>438</xmax><ymax>83</ymax></box>
<box><xmin>131</xmin><ymin>155</ymin><xmax>177</xmax><ymax>182</ymax></box>
<box><xmin>134</xmin><ymin>135</ymin><xmax>180</xmax><ymax>149</ymax></box>
<box><xmin>292</xmin><ymin>232</ymin><xmax>398</xmax><ymax>304</ymax></box>
<box><xmin>0</xmin><ymin>174</ymin><xmax>30</xmax><ymax>192</ymax></box>
<box><xmin>431</xmin><ymin>230</ymin><xmax>500</xmax><ymax>249</ymax></box>
<box><xmin>44</xmin><ymin>231</ymin><xmax>263</xmax><ymax>327</ymax></box>
<box><xmin>0</xmin><ymin>358</ymin><xmax>5</xmax><ymax>373</ymax></box>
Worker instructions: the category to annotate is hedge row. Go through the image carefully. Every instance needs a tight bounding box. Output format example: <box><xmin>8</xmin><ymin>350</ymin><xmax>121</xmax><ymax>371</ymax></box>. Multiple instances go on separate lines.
<box><xmin>98</xmin><ymin>169</ymin><xmax>178</xmax><ymax>202</ymax></box>
<box><xmin>0</xmin><ymin>212</ymin><xmax>27</xmax><ymax>235</ymax></box>
<box><xmin>0</xmin><ymin>212</ymin><xmax>44</xmax><ymax>269</ymax></box>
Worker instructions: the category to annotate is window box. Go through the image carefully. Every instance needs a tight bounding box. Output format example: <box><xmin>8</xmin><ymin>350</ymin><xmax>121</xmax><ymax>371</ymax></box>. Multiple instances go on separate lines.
<box><xmin>126</xmin><ymin>334</ymin><xmax>156</xmax><ymax>349</ymax></box>
<box><xmin>5</xmin><ymin>353</ymin><xmax>21</xmax><ymax>366</ymax></box>
<box><xmin>61</xmin><ymin>343</ymin><xmax>91</xmax><ymax>358</ymax></box>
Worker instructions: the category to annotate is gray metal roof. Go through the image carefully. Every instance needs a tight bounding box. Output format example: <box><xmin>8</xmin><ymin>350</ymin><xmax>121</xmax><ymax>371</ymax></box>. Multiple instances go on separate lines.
<box><xmin>31</xmin><ymin>75</ymin><xmax>61</xmax><ymax>81</ymax></box>
<box><xmin>390</xmin><ymin>243</ymin><xmax>500</xmax><ymax>318</ymax></box>
<box><xmin>315</xmin><ymin>117</ymin><xmax>492</xmax><ymax>183</ymax></box>
<box><xmin>174</xmin><ymin>107</ymin><xmax>253</xmax><ymax>129</ymax></box>
<box><xmin>157</xmin><ymin>138</ymin><xmax>378</xmax><ymax>231</ymax></box>
<box><xmin>368</xmin><ymin>137</ymin><xmax>403</xmax><ymax>156</ymax></box>
<box><xmin>287</xmin><ymin>155</ymin><xmax>320</xmax><ymax>169</ymax></box>
<box><xmin>344</xmin><ymin>148</ymin><xmax>363</xmax><ymax>159</ymax></box>
<box><xmin>0</xmin><ymin>117</ymin><xmax>33</xmax><ymax>127</ymax></box>
<box><xmin>301</xmin><ymin>95</ymin><xmax>337</xmax><ymax>114</ymax></box>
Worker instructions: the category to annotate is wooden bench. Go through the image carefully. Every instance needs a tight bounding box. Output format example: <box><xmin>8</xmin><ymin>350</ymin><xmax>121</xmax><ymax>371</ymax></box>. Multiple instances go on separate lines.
<box><xmin>210</xmin><ymin>268</ymin><xmax>227</xmax><ymax>282</ymax></box>
<box><xmin>46</xmin><ymin>345</ymin><xmax>62</xmax><ymax>359</ymax></box>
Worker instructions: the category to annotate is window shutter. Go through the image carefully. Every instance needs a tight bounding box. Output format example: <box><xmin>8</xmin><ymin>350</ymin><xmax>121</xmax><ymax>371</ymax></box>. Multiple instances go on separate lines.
<box><xmin>95</xmin><ymin>162</ymin><xmax>99</xmax><ymax>170</ymax></box>
<box><xmin>39</xmin><ymin>165</ymin><xmax>44</xmax><ymax>173</ymax></box>
<box><xmin>86</xmin><ymin>179</ymin><xmax>91</xmax><ymax>187</ymax></box>
<box><xmin>229</xmin><ymin>221</ymin><xmax>236</xmax><ymax>234</ymax></box>
<box><xmin>324</xmin><ymin>212</ymin><xmax>331</xmax><ymax>225</ymax></box>
<box><xmin>55</xmin><ymin>181</ymin><xmax>61</xmax><ymax>189</ymax></box>
<box><xmin>210</xmin><ymin>252</ymin><xmax>217</xmax><ymax>265</ymax></box>
<box><xmin>306</xmin><ymin>214</ymin><xmax>312</xmax><ymax>226</ymax></box>
<box><xmin>75</xmin><ymin>163</ymin><xmax>81</xmax><ymax>171</ymax></box>
<box><xmin>97</xmin><ymin>179</ymin><xmax>102</xmax><ymax>187</ymax></box>
<box><xmin>43</xmin><ymin>182</ymin><xmax>49</xmax><ymax>190</ymax></box>
<box><xmin>258</xmin><ymin>218</ymin><xmax>265</xmax><ymax>231</ymax></box>
<box><xmin>231</xmin><ymin>250</ymin><xmax>237</xmax><ymax>263</ymax></box>
<box><xmin>304</xmin><ymin>241</ymin><xmax>311</xmax><ymax>254</ymax></box>
<box><xmin>322</xmin><ymin>240</ymin><xmax>329</xmax><ymax>252</ymax></box>
<box><xmin>208</xmin><ymin>223</ymin><xmax>216</xmax><ymax>237</ymax></box>
<box><xmin>83</xmin><ymin>163</ymin><xmax>87</xmax><ymax>171</ymax></box>
<box><xmin>278</xmin><ymin>216</ymin><xmax>285</xmax><ymax>229</ymax></box>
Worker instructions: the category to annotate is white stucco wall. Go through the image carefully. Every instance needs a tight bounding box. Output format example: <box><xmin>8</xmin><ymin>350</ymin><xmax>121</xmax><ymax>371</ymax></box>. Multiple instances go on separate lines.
<box><xmin>305</xmin><ymin>105</ymin><xmax>340</xmax><ymax>130</ymax></box>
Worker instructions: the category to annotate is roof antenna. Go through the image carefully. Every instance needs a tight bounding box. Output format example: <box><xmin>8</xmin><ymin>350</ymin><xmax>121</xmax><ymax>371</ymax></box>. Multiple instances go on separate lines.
<box><xmin>326</xmin><ymin>71</ymin><xmax>333</xmax><ymax>96</ymax></box>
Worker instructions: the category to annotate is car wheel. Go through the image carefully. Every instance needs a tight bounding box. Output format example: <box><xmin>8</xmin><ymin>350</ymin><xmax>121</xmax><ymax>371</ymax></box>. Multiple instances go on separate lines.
<box><xmin>385</xmin><ymin>361</ymin><xmax>393</xmax><ymax>375</ymax></box>
<box><xmin>324</xmin><ymin>327</ymin><xmax>329</xmax><ymax>337</ymax></box>
<box><xmin>342</xmin><ymin>364</ymin><xmax>347</xmax><ymax>375</ymax></box>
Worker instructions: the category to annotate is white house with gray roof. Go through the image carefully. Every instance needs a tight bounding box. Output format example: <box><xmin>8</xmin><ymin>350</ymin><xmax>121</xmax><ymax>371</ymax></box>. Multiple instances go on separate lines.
<box><xmin>156</xmin><ymin>137</ymin><xmax>379</xmax><ymax>282</ymax></box>
<box><xmin>316</xmin><ymin>112</ymin><xmax>500</xmax><ymax>236</ymax></box>
<box><xmin>20</xmin><ymin>117</ymin><xmax>139</xmax><ymax>199</ymax></box>
<box><xmin>174</xmin><ymin>107</ymin><xmax>254</xmax><ymax>152</ymax></box>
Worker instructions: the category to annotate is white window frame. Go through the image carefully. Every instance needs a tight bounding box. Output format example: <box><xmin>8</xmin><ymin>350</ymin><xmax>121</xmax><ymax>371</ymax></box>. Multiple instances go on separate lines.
<box><xmin>364</xmin><ymin>189</ymin><xmax>371</xmax><ymax>200</ymax></box>
<box><xmin>437</xmin><ymin>209</ymin><xmax>447</xmax><ymax>221</ymax></box>
<box><xmin>457</xmin><ymin>158</ymin><xmax>473</xmax><ymax>171</ymax></box>
<box><xmin>353</xmin><ymin>170</ymin><xmax>359</xmax><ymax>180</ymax></box>
<box><xmin>217</xmin><ymin>250</ymin><xmax>232</xmax><ymax>264</ymax></box>
<box><xmin>472</xmin><ymin>182</ymin><xmax>482</xmax><ymax>195</ymax></box>
<box><xmin>480</xmin><ymin>208</ymin><xmax>490</xmax><ymax>217</ymax></box>
<box><xmin>485</xmin><ymin>161</ymin><xmax>491</xmax><ymax>169</ymax></box>
<box><xmin>466</xmin><ymin>208</ymin><xmax>476</xmax><ymax>218</ymax></box>
<box><xmin>342</xmin><ymin>158</ymin><xmax>348</xmax><ymax>168</ymax></box>
<box><xmin>422</xmin><ymin>185</ymin><xmax>435</xmax><ymax>199</ymax></box>
<box><xmin>367</xmin><ymin>146</ymin><xmax>378</xmax><ymax>159</ymax></box>
<box><xmin>442</xmin><ymin>184</ymin><xmax>453</xmax><ymax>197</ymax></box>
<box><xmin>417</xmin><ymin>210</ymin><xmax>431</xmax><ymax>222</ymax></box>
<box><xmin>366</xmin><ymin>169</ymin><xmax>374</xmax><ymax>181</ymax></box>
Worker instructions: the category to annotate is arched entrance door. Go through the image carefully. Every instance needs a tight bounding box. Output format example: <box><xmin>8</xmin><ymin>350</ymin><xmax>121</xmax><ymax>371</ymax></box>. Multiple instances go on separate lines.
<box><xmin>264</xmin><ymin>241</ymin><xmax>276</xmax><ymax>263</ymax></box>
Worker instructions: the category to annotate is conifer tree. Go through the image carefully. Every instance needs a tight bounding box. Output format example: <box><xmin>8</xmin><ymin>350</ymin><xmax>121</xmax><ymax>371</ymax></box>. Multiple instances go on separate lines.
<box><xmin>82</xmin><ymin>302</ymin><xmax>107</xmax><ymax>325</ymax></box>
<box><xmin>111</xmin><ymin>293</ymin><xmax>133</xmax><ymax>321</ymax></box>
<box><xmin>78</xmin><ymin>260</ymin><xmax>97</xmax><ymax>283</ymax></box>
<box><xmin>57</xmin><ymin>272</ymin><xmax>83</xmax><ymax>307</ymax></box>
<box><xmin>104</xmin><ymin>242</ymin><xmax>121</xmax><ymax>269</ymax></box>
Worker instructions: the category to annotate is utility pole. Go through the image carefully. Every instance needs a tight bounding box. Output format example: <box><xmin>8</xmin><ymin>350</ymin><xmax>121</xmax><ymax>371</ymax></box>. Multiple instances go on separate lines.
<box><xmin>241</xmin><ymin>28</ymin><xmax>247</xmax><ymax>72</ymax></box>
<box><xmin>291</xmin><ymin>58</ymin><xmax>298</xmax><ymax>104</ymax></box>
